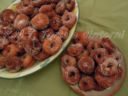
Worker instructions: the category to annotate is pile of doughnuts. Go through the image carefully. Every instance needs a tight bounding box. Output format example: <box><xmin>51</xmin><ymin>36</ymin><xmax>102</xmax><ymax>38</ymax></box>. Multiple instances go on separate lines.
<box><xmin>0</xmin><ymin>0</ymin><xmax>76</xmax><ymax>72</ymax></box>
<box><xmin>61</xmin><ymin>31</ymin><xmax>123</xmax><ymax>92</ymax></box>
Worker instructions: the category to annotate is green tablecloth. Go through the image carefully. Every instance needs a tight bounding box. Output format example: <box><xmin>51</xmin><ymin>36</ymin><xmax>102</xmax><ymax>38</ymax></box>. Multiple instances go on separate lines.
<box><xmin>0</xmin><ymin>0</ymin><xmax>128</xmax><ymax>96</ymax></box>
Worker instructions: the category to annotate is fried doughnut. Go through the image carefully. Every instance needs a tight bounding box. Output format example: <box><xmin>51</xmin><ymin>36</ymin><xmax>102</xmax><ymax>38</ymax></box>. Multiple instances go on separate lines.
<box><xmin>0</xmin><ymin>56</ymin><xmax>7</xmax><ymax>68</ymax></box>
<box><xmin>63</xmin><ymin>66</ymin><xmax>80</xmax><ymax>85</ymax></box>
<box><xmin>39</xmin><ymin>5</ymin><xmax>53</xmax><ymax>17</ymax></box>
<box><xmin>66</xmin><ymin>0</ymin><xmax>75</xmax><ymax>12</ymax></box>
<box><xmin>94</xmin><ymin>83</ymin><xmax>105</xmax><ymax>91</ymax></box>
<box><xmin>22</xmin><ymin>54</ymin><xmax>35</xmax><ymax>68</ymax></box>
<box><xmin>43</xmin><ymin>34</ymin><xmax>62</xmax><ymax>55</ymax></box>
<box><xmin>77</xmin><ymin>50</ymin><xmax>89</xmax><ymax>60</ymax></box>
<box><xmin>19</xmin><ymin>26</ymin><xmax>38</xmax><ymax>41</ymax></box>
<box><xmin>101</xmin><ymin>38</ymin><xmax>115</xmax><ymax>53</ymax></box>
<box><xmin>112</xmin><ymin>51</ymin><xmax>122</xmax><ymax>65</ymax></box>
<box><xmin>2</xmin><ymin>9</ymin><xmax>16</xmax><ymax>23</ymax></box>
<box><xmin>78</xmin><ymin>57</ymin><xmax>95</xmax><ymax>74</ymax></box>
<box><xmin>55</xmin><ymin>0</ymin><xmax>66</xmax><ymax>15</ymax></box>
<box><xmin>50</xmin><ymin>15</ymin><xmax>62</xmax><ymax>31</ymax></box>
<box><xmin>47</xmin><ymin>10</ymin><xmax>57</xmax><ymax>18</ymax></box>
<box><xmin>50</xmin><ymin>0</ymin><xmax>60</xmax><ymax>3</ymax></box>
<box><xmin>98</xmin><ymin>56</ymin><xmax>118</xmax><ymax>76</ymax></box>
<box><xmin>105</xmin><ymin>66</ymin><xmax>123</xmax><ymax>80</ymax></box>
<box><xmin>94</xmin><ymin>38</ymin><xmax>104</xmax><ymax>49</ymax></box>
<box><xmin>14</xmin><ymin>14</ymin><xmax>29</xmax><ymax>30</ymax></box>
<box><xmin>6</xmin><ymin>56</ymin><xmax>22</xmax><ymax>72</ymax></box>
<box><xmin>9</xmin><ymin>32</ymin><xmax>19</xmax><ymax>44</ymax></box>
<box><xmin>67</xmin><ymin>43</ymin><xmax>84</xmax><ymax>56</ymax></box>
<box><xmin>50</xmin><ymin>3</ymin><xmax>56</xmax><ymax>9</ymax></box>
<box><xmin>24</xmin><ymin>37</ymin><xmax>41</xmax><ymax>55</ymax></box>
<box><xmin>79</xmin><ymin>76</ymin><xmax>96</xmax><ymax>91</ymax></box>
<box><xmin>31</xmin><ymin>8</ymin><xmax>39</xmax><ymax>18</ymax></box>
<box><xmin>31</xmin><ymin>0</ymin><xmax>45</xmax><ymax>7</ymax></box>
<box><xmin>57</xmin><ymin>26</ymin><xmax>69</xmax><ymax>41</ymax></box>
<box><xmin>0</xmin><ymin>21</ymin><xmax>14</xmax><ymax>36</ymax></box>
<box><xmin>61</xmin><ymin>54</ymin><xmax>76</xmax><ymax>67</ymax></box>
<box><xmin>0</xmin><ymin>36</ymin><xmax>9</xmax><ymax>50</ymax></box>
<box><xmin>17</xmin><ymin>42</ymin><xmax>25</xmax><ymax>56</ymax></box>
<box><xmin>39</xmin><ymin>5</ymin><xmax>52</xmax><ymax>13</ymax></box>
<box><xmin>91</xmin><ymin>48</ymin><xmax>108</xmax><ymax>64</ymax></box>
<box><xmin>16</xmin><ymin>1</ymin><xmax>34</xmax><ymax>15</ymax></box>
<box><xmin>34</xmin><ymin>51</ymin><xmax>49</xmax><ymax>60</ymax></box>
<box><xmin>43</xmin><ymin>0</ymin><xmax>50</xmax><ymax>4</ymax></box>
<box><xmin>0</xmin><ymin>19</ymin><xmax>2</xmax><ymax>22</ymax></box>
<box><xmin>87</xmin><ymin>40</ymin><xmax>97</xmax><ymax>53</ymax></box>
<box><xmin>62</xmin><ymin>10</ymin><xmax>76</xmax><ymax>29</ymax></box>
<box><xmin>2</xmin><ymin>44</ymin><xmax>19</xmax><ymax>57</ymax></box>
<box><xmin>31</xmin><ymin>13</ymin><xmax>49</xmax><ymax>30</ymax></box>
<box><xmin>39</xmin><ymin>28</ymin><xmax>54</xmax><ymax>42</ymax></box>
<box><xmin>42</xmin><ymin>28</ymin><xmax>54</xmax><ymax>38</ymax></box>
<box><xmin>95</xmin><ymin>69</ymin><xmax>117</xmax><ymax>88</ymax></box>
<box><xmin>74</xmin><ymin>31</ymin><xmax>88</xmax><ymax>47</ymax></box>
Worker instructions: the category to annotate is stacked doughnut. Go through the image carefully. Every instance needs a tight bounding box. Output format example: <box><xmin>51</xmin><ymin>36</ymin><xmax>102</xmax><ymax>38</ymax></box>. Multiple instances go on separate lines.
<box><xmin>61</xmin><ymin>31</ymin><xmax>123</xmax><ymax>93</ymax></box>
<box><xmin>0</xmin><ymin>0</ymin><xmax>76</xmax><ymax>72</ymax></box>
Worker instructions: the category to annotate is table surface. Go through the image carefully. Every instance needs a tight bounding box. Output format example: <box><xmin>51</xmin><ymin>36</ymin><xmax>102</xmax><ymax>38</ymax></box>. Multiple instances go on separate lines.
<box><xmin>0</xmin><ymin>0</ymin><xmax>128</xmax><ymax>96</ymax></box>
